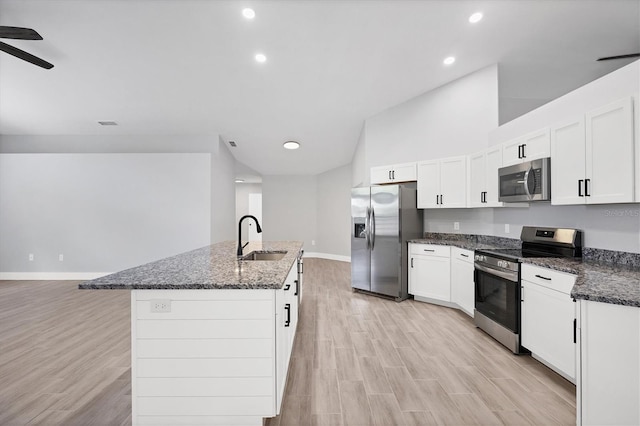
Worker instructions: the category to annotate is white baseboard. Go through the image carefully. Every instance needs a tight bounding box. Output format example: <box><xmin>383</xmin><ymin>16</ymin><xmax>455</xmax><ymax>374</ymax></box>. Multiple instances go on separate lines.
<box><xmin>304</xmin><ymin>252</ymin><xmax>351</xmax><ymax>262</ymax></box>
<box><xmin>0</xmin><ymin>272</ymin><xmax>111</xmax><ymax>281</ymax></box>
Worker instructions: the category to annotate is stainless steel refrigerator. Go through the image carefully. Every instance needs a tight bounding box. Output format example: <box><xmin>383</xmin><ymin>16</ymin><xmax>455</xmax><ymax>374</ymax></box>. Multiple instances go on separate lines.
<box><xmin>351</xmin><ymin>183</ymin><xmax>423</xmax><ymax>301</ymax></box>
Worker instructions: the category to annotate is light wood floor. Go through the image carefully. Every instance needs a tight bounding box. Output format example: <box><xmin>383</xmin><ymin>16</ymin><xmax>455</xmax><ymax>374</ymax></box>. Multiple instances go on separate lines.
<box><xmin>0</xmin><ymin>259</ymin><xmax>575</xmax><ymax>425</ymax></box>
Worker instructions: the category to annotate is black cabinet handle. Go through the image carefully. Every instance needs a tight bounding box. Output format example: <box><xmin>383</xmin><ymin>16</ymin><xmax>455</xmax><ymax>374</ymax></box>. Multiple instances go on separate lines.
<box><xmin>440</xmin><ymin>194</ymin><xmax>443</xmax><ymax>205</ymax></box>
<box><xmin>436</xmin><ymin>194</ymin><xmax>439</xmax><ymax>205</ymax></box>
<box><xmin>518</xmin><ymin>144</ymin><xmax>522</xmax><ymax>159</ymax></box>
<box><xmin>294</xmin><ymin>279</ymin><xmax>299</xmax><ymax>296</ymax></box>
<box><xmin>578</xmin><ymin>179</ymin><xmax>584</xmax><ymax>197</ymax></box>
<box><xmin>392</xmin><ymin>170</ymin><xmax>395</xmax><ymax>180</ymax></box>
<box><xmin>585</xmin><ymin>179</ymin><xmax>590</xmax><ymax>197</ymax></box>
<box><xmin>522</xmin><ymin>144</ymin><xmax>526</xmax><ymax>158</ymax></box>
<box><xmin>284</xmin><ymin>283</ymin><xmax>291</xmax><ymax>290</ymax></box>
<box><xmin>284</xmin><ymin>304</ymin><xmax>291</xmax><ymax>327</ymax></box>
<box><xmin>535</xmin><ymin>274</ymin><xmax>551</xmax><ymax>281</ymax></box>
<box><xmin>388</xmin><ymin>170</ymin><xmax>392</xmax><ymax>180</ymax></box>
<box><xmin>423</xmin><ymin>249</ymin><xmax>435</xmax><ymax>252</ymax></box>
<box><xmin>461</xmin><ymin>253</ymin><xmax>469</xmax><ymax>258</ymax></box>
<box><xmin>411</xmin><ymin>258</ymin><xmax>414</xmax><ymax>268</ymax></box>
<box><xmin>573</xmin><ymin>318</ymin><xmax>577</xmax><ymax>343</ymax></box>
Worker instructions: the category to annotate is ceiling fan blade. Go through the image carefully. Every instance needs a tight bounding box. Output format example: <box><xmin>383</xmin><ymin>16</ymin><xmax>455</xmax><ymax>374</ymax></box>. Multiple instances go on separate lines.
<box><xmin>0</xmin><ymin>26</ymin><xmax>43</xmax><ymax>40</ymax></box>
<box><xmin>597</xmin><ymin>53</ymin><xmax>640</xmax><ymax>61</ymax></box>
<box><xmin>0</xmin><ymin>41</ymin><xmax>53</xmax><ymax>69</ymax></box>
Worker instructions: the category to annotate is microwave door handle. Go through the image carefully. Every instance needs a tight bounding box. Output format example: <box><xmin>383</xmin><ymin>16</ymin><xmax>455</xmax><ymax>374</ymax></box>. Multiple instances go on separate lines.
<box><xmin>522</xmin><ymin>167</ymin><xmax>532</xmax><ymax>199</ymax></box>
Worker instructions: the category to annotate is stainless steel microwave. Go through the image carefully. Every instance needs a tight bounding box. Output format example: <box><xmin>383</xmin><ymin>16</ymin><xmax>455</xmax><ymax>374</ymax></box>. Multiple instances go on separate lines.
<box><xmin>498</xmin><ymin>158</ymin><xmax>550</xmax><ymax>202</ymax></box>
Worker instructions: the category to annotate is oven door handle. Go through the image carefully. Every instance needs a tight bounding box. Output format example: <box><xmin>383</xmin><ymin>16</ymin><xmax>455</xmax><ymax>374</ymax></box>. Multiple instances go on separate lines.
<box><xmin>474</xmin><ymin>263</ymin><xmax>518</xmax><ymax>282</ymax></box>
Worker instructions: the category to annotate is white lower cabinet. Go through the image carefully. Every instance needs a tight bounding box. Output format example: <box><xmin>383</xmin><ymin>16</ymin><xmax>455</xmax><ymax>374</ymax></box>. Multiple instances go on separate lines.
<box><xmin>450</xmin><ymin>247</ymin><xmax>474</xmax><ymax>317</ymax></box>
<box><xmin>577</xmin><ymin>300</ymin><xmax>640</xmax><ymax>426</ymax></box>
<box><xmin>409</xmin><ymin>243</ymin><xmax>451</xmax><ymax>302</ymax></box>
<box><xmin>520</xmin><ymin>264</ymin><xmax>576</xmax><ymax>382</ymax></box>
<box><xmin>131</xmin><ymin>262</ymin><xmax>299</xmax><ymax>426</ymax></box>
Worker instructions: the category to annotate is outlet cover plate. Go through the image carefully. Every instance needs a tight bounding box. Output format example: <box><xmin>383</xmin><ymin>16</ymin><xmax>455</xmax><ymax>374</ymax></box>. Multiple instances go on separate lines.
<box><xmin>150</xmin><ymin>299</ymin><xmax>171</xmax><ymax>313</ymax></box>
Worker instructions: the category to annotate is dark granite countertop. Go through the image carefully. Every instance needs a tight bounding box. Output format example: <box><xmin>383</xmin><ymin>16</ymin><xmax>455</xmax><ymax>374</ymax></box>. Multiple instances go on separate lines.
<box><xmin>521</xmin><ymin>257</ymin><xmax>640</xmax><ymax>308</ymax></box>
<box><xmin>78</xmin><ymin>240</ymin><xmax>303</xmax><ymax>290</ymax></box>
<box><xmin>409</xmin><ymin>239</ymin><xmax>498</xmax><ymax>251</ymax></box>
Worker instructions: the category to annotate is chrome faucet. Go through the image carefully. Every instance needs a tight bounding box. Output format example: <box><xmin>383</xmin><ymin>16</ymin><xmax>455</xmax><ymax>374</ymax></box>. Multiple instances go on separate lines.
<box><xmin>237</xmin><ymin>215</ymin><xmax>263</xmax><ymax>257</ymax></box>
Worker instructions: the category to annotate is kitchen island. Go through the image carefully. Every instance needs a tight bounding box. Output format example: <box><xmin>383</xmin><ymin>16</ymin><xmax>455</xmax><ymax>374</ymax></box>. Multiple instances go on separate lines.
<box><xmin>80</xmin><ymin>240</ymin><xmax>304</xmax><ymax>426</ymax></box>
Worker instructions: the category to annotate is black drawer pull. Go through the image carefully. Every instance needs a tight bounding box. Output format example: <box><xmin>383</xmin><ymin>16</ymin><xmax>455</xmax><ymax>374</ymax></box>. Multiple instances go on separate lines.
<box><xmin>423</xmin><ymin>249</ymin><xmax>435</xmax><ymax>252</ymax></box>
<box><xmin>535</xmin><ymin>274</ymin><xmax>551</xmax><ymax>281</ymax></box>
<box><xmin>460</xmin><ymin>254</ymin><xmax>469</xmax><ymax>258</ymax></box>
<box><xmin>294</xmin><ymin>279</ymin><xmax>299</xmax><ymax>296</ymax></box>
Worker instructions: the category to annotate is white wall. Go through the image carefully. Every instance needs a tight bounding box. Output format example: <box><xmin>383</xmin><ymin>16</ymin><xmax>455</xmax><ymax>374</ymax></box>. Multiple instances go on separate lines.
<box><xmin>0</xmin><ymin>153</ymin><xmax>211</xmax><ymax>274</ymax></box>
<box><xmin>235</xmin><ymin>182</ymin><xmax>262</xmax><ymax>240</ymax></box>
<box><xmin>0</xmin><ymin>134</ymin><xmax>237</xmax><ymax>276</ymax></box>
<box><xmin>262</xmin><ymin>175</ymin><xmax>317</xmax><ymax>251</ymax></box>
<box><xmin>316</xmin><ymin>164</ymin><xmax>351</xmax><ymax>258</ymax></box>
<box><xmin>351</xmin><ymin>124</ymin><xmax>367</xmax><ymax>187</ymax></box>
<box><xmin>365</xmin><ymin>64</ymin><xmax>499</xmax><ymax>169</ymax></box>
<box><xmin>210</xmin><ymin>138</ymin><xmax>236</xmax><ymax>243</ymax></box>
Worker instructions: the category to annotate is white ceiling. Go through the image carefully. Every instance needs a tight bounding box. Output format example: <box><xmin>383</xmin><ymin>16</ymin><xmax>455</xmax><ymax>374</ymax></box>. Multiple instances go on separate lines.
<box><xmin>1</xmin><ymin>0</ymin><xmax>638</xmax><ymax>176</ymax></box>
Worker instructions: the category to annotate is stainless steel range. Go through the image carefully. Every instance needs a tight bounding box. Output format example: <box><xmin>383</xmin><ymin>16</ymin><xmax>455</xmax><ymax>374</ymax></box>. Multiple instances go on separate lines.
<box><xmin>474</xmin><ymin>226</ymin><xmax>582</xmax><ymax>353</ymax></box>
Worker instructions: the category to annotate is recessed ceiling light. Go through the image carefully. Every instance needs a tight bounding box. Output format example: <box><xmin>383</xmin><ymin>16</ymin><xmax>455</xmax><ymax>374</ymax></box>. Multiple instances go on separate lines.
<box><xmin>283</xmin><ymin>141</ymin><xmax>300</xmax><ymax>150</ymax></box>
<box><xmin>469</xmin><ymin>12</ymin><xmax>483</xmax><ymax>23</ymax></box>
<box><xmin>98</xmin><ymin>121</ymin><xmax>117</xmax><ymax>126</ymax></box>
<box><xmin>255</xmin><ymin>53</ymin><xmax>267</xmax><ymax>63</ymax></box>
<box><xmin>443</xmin><ymin>56</ymin><xmax>456</xmax><ymax>65</ymax></box>
<box><xmin>235</xmin><ymin>179</ymin><xmax>245</xmax><ymax>183</ymax></box>
<box><xmin>242</xmin><ymin>8</ymin><xmax>255</xmax><ymax>19</ymax></box>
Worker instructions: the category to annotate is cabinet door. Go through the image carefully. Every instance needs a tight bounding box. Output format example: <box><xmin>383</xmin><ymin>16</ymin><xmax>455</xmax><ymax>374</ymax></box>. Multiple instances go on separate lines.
<box><xmin>521</xmin><ymin>280</ymin><xmax>575</xmax><ymax>381</ymax></box>
<box><xmin>409</xmin><ymin>255</ymin><xmax>450</xmax><ymax>301</ymax></box>
<box><xmin>585</xmin><ymin>97</ymin><xmax>635</xmax><ymax>204</ymax></box>
<box><xmin>502</xmin><ymin>137</ymin><xmax>523</xmax><ymax>167</ymax></box>
<box><xmin>275</xmin><ymin>289</ymin><xmax>287</xmax><ymax>413</ymax></box>
<box><xmin>484</xmin><ymin>145</ymin><xmax>504</xmax><ymax>207</ymax></box>
<box><xmin>468</xmin><ymin>151</ymin><xmax>486</xmax><ymax>208</ymax></box>
<box><xmin>439</xmin><ymin>156</ymin><xmax>467</xmax><ymax>208</ymax></box>
<box><xmin>450</xmin><ymin>254</ymin><xmax>474</xmax><ymax>317</ymax></box>
<box><xmin>551</xmin><ymin>117</ymin><xmax>586</xmax><ymax>205</ymax></box>
<box><xmin>521</xmin><ymin>128</ymin><xmax>551</xmax><ymax>161</ymax></box>
<box><xmin>392</xmin><ymin>162</ymin><xmax>417</xmax><ymax>182</ymax></box>
<box><xmin>370</xmin><ymin>166</ymin><xmax>392</xmax><ymax>184</ymax></box>
<box><xmin>579</xmin><ymin>301</ymin><xmax>640</xmax><ymax>426</ymax></box>
<box><xmin>417</xmin><ymin>160</ymin><xmax>440</xmax><ymax>208</ymax></box>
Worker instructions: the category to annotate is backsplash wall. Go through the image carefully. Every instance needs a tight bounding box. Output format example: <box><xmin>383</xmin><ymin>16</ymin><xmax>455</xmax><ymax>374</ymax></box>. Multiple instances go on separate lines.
<box><xmin>424</xmin><ymin>203</ymin><xmax>640</xmax><ymax>253</ymax></box>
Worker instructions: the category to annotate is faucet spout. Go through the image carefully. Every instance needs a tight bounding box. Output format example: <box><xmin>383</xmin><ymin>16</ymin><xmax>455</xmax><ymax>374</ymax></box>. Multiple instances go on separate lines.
<box><xmin>238</xmin><ymin>215</ymin><xmax>263</xmax><ymax>257</ymax></box>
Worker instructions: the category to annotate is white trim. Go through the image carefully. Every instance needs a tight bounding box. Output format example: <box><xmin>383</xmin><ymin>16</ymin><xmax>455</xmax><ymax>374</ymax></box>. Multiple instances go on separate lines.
<box><xmin>0</xmin><ymin>272</ymin><xmax>111</xmax><ymax>280</ymax></box>
<box><xmin>303</xmin><ymin>252</ymin><xmax>351</xmax><ymax>262</ymax></box>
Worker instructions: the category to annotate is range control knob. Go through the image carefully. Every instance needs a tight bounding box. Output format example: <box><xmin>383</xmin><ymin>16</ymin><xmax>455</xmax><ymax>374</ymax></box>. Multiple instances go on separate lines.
<box><xmin>497</xmin><ymin>260</ymin><xmax>509</xmax><ymax>269</ymax></box>
<box><xmin>474</xmin><ymin>254</ymin><xmax>485</xmax><ymax>262</ymax></box>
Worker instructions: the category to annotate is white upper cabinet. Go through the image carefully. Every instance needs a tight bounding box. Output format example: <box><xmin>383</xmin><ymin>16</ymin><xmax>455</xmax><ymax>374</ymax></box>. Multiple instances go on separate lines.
<box><xmin>417</xmin><ymin>156</ymin><xmax>467</xmax><ymax>208</ymax></box>
<box><xmin>551</xmin><ymin>97</ymin><xmax>635</xmax><ymax>205</ymax></box>
<box><xmin>586</xmin><ymin>97</ymin><xmax>635</xmax><ymax>204</ymax></box>
<box><xmin>467</xmin><ymin>145</ymin><xmax>504</xmax><ymax>208</ymax></box>
<box><xmin>502</xmin><ymin>128</ymin><xmax>551</xmax><ymax>167</ymax></box>
<box><xmin>370</xmin><ymin>162</ymin><xmax>417</xmax><ymax>184</ymax></box>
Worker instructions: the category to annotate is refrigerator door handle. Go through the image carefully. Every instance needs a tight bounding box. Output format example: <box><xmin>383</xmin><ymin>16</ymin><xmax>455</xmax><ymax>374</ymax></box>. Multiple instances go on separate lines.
<box><xmin>370</xmin><ymin>208</ymin><xmax>376</xmax><ymax>251</ymax></box>
<box><xmin>365</xmin><ymin>207</ymin><xmax>371</xmax><ymax>249</ymax></box>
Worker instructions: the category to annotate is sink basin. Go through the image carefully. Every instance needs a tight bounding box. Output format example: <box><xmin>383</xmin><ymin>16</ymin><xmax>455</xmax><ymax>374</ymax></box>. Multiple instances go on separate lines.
<box><xmin>241</xmin><ymin>251</ymin><xmax>287</xmax><ymax>261</ymax></box>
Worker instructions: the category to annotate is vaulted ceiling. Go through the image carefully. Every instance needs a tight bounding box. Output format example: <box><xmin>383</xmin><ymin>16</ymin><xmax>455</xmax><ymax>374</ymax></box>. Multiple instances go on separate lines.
<box><xmin>1</xmin><ymin>0</ymin><xmax>638</xmax><ymax>175</ymax></box>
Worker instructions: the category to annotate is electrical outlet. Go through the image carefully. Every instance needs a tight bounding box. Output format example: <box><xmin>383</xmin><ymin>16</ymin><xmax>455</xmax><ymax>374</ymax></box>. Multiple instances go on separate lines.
<box><xmin>505</xmin><ymin>224</ymin><xmax>510</xmax><ymax>234</ymax></box>
<box><xmin>454</xmin><ymin>222</ymin><xmax>460</xmax><ymax>231</ymax></box>
<box><xmin>150</xmin><ymin>299</ymin><xmax>171</xmax><ymax>313</ymax></box>
<box><xmin>28</xmin><ymin>253</ymin><xmax>34</xmax><ymax>261</ymax></box>
<box><xmin>59</xmin><ymin>254</ymin><xmax>64</xmax><ymax>262</ymax></box>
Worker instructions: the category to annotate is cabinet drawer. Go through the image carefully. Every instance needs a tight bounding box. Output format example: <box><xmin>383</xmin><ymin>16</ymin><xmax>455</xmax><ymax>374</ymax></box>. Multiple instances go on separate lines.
<box><xmin>410</xmin><ymin>243</ymin><xmax>450</xmax><ymax>257</ymax></box>
<box><xmin>451</xmin><ymin>247</ymin><xmax>473</xmax><ymax>263</ymax></box>
<box><xmin>521</xmin><ymin>264</ymin><xmax>576</xmax><ymax>294</ymax></box>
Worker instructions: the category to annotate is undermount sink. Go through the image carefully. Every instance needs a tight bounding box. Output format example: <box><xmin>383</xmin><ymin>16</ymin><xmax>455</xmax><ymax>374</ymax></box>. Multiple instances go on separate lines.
<box><xmin>241</xmin><ymin>251</ymin><xmax>287</xmax><ymax>261</ymax></box>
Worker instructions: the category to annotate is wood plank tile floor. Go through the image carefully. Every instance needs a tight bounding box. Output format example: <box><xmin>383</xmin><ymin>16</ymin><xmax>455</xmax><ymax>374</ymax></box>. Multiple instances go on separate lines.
<box><xmin>0</xmin><ymin>258</ymin><xmax>575</xmax><ymax>425</ymax></box>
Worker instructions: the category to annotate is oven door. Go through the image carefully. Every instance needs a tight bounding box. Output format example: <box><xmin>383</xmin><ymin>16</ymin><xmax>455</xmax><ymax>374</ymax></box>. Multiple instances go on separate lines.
<box><xmin>474</xmin><ymin>263</ymin><xmax>519</xmax><ymax>333</ymax></box>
